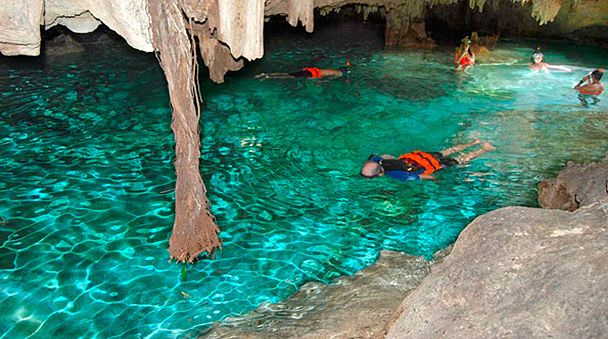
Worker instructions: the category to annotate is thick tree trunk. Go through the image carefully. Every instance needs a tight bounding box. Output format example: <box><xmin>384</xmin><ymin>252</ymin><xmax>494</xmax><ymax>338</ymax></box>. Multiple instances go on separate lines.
<box><xmin>148</xmin><ymin>0</ymin><xmax>221</xmax><ymax>263</ymax></box>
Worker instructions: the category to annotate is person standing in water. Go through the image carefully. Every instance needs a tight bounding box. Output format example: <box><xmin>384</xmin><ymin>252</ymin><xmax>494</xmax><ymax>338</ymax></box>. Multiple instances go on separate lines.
<box><xmin>574</xmin><ymin>68</ymin><xmax>604</xmax><ymax>106</ymax></box>
<box><xmin>255</xmin><ymin>62</ymin><xmax>352</xmax><ymax>80</ymax></box>
<box><xmin>360</xmin><ymin>139</ymin><xmax>496</xmax><ymax>181</ymax></box>
<box><xmin>529</xmin><ymin>47</ymin><xmax>549</xmax><ymax>71</ymax></box>
<box><xmin>528</xmin><ymin>47</ymin><xmax>571</xmax><ymax>72</ymax></box>
<box><xmin>454</xmin><ymin>37</ymin><xmax>475</xmax><ymax>72</ymax></box>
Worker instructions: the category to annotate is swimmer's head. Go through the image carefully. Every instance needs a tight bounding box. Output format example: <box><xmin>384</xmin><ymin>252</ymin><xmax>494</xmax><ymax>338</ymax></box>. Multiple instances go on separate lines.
<box><xmin>360</xmin><ymin>161</ymin><xmax>384</xmax><ymax>178</ymax></box>
<box><xmin>339</xmin><ymin>61</ymin><xmax>352</xmax><ymax>74</ymax></box>
<box><xmin>531</xmin><ymin>47</ymin><xmax>544</xmax><ymax>64</ymax></box>
<box><xmin>592</xmin><ymin>68</ymin><xmax>604</xmax><ymax>81</ymax></box>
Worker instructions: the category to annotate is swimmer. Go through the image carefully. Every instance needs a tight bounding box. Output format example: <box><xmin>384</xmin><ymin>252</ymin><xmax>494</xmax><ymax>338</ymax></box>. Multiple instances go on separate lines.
<box><xmin>574</xmin><ymin>68</ymin><xmax>604</xmax><ymax>106</ymax></box>
<box><xmin>255</xmin><ymin>62</ymin><xmax>352</xmax><ymax>80</ymax></box>
<box><xmin>454</xmin><ymin>37</ymin><xmax>475</xmax><ymax>72</ymax></box>
<box><xmin>360</xmin><ymin>139</ymin><xmax>496</xmax><ymax>181</ymax></box>
<box><xmin>528</xmin><ymin>47</ymin><xmax>572</xmax><ymax>72</ymax></box>
<box><xmin>529</xmin><ymin>47</ymin><xmax>549</xmax><ymax>71</ymax></box>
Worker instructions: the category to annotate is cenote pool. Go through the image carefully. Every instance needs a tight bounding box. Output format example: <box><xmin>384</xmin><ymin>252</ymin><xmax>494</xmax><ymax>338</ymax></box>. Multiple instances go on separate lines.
<box><xmin>1</xmin><ymin>21</ymin><xmax>607</xmax><ymax>338</ymax></box>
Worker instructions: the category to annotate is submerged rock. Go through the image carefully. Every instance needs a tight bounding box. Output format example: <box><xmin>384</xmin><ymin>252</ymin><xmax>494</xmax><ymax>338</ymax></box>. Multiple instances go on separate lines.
<box><xmin>538</xmin><ymin>152</ymin><xmax>608</xmax><ymax>211</ymax></box>
<box><xmin>385</xmin><ymin>202</ymin><xmax>608</xmax><ymax>338</ymax></box>
<box><xmin>203</xmin><ymin>250</ymin><xmax>447</xmax><ymax>338</ymax></box>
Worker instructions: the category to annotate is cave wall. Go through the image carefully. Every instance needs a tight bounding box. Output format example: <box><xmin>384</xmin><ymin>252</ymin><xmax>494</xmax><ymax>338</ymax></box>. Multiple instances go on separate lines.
<box><xmin>2</xmin><ymin>0</ymin><xmax>608</xmax><ymax>75</ymax></box>
<box><xmin>5</xmin><ymin>0</ymin><xmax>608</xmax><ymax>67</ymax></box>
<box><xmin>428</xmin><ymin>0</ymin><xmax>608</xmax><ymax>41</ymax></box>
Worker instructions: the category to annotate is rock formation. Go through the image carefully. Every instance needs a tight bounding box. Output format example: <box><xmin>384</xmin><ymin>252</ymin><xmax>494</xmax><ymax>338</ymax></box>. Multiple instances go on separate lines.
<box><xmin>203</xmin><ymin>250</ymin><xmax>447</xmax><ymax>338</ymax></box>
<box><xmin>538</xmin><ymin>152</ymin><xmax>608</xmax><ymax>211</ymax></box>
<box><xmin>382</xmin><ymin>154</ymin><xmax>608</xmax><ymax>338</ymax></box>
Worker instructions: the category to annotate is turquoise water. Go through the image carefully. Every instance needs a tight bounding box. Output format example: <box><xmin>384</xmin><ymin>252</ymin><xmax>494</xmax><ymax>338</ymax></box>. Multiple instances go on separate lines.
<box><xmin>1</xmin><ymin>22</ymin><xmax>608</xmax><ymax>338</ymax></box>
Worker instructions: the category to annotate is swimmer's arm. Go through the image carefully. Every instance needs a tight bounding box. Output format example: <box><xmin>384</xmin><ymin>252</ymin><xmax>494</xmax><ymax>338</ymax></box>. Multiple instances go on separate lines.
<box><xmin>419</xmin><ymin>175</ymin><xmax>436</xmax><ymax>181</ymax></box>
<box><xmin>320</xmin><ymin>69</ymin><xmax>343</xmax><ymax>77</ymax></box>
<box><xmin>547</xmin><ymin>65</ymin><xmax>572</xmax><ymax>72</ymax></box>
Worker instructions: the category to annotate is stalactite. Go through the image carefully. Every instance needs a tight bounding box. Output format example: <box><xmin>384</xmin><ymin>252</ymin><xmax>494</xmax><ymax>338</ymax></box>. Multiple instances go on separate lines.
<box><xmin>192</xmin><ymin>21</ymin><xmax>244</xmax><ymax>84</ymax></box>
<box><xmin>216</xmin><ymin>0</ymin><xmax>265</xmax><ymax>60</ymax></box>
<box><xmin>468</xmin><ymin>0</ymin><xmax>488</xmax><ymax>11</ymax></box>
<box><xmin>287</xmin><ymin>0</ymin><xmax>314</xmax><ymax>33</ymax></box>
<box><xmin>148</xmin><ymin>0</ymin><xmax>221</xmax><ymax>263</ymax></box>
<box><xmin>525</xmin><ymin>0</ymin><xmax>563</xmax><ymax>25</ymax></box>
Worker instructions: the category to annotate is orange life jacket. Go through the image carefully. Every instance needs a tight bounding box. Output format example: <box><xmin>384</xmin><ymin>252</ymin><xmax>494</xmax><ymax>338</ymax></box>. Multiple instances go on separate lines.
<box><xmin>398</xmin><ymin>151</ymin><xmax>441</xmax><ymax>175</ymax></box>
<box><xmin>578</xmin><ymin>87</ymin><xmax>603</xmax><ymax>95</ymax></box>
<box><xmin>302</xmin><ymin>67</ymin><xmax>322</xmax><ymax>78</ymax></box>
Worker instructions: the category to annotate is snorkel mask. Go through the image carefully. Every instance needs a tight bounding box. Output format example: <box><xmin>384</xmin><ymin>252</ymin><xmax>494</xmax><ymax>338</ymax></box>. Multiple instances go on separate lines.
<box><xmin>339</xmin><ymin>61</ymin><xmax>352</xmax><ymax>74</ymax></box>
<box><xmin>531</xmin><ymin>47</ymin><xmax>544</xmax><ymax>64</ymax></box>
<box><xmin>461</xmin><ymin>37</ymin><xmax>471</xmax><ymax>45</ymax></box>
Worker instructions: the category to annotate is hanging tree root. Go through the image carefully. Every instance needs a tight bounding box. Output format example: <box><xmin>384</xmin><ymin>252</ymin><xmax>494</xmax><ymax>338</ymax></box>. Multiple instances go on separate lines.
<box><xmin>148</xmin><ymin>0</ymin><xmax>221</xmax><ymax>263</ymax></box>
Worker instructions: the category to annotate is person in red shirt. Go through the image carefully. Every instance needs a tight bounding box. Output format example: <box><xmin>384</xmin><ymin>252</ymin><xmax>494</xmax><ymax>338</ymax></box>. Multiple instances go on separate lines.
<box><xmin>454</xmin><ymin>37</ymin><xmax>475</xmax><ymax>72</ymax></box>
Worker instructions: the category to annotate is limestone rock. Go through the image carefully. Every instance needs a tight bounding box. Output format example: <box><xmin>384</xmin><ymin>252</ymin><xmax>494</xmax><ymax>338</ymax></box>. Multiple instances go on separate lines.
<box><xmin>216</xmin><ymin>0</ymin><xmax>265</xmax><ymax>60</ymax></box>
<box><xmin>385</xmin><ymin>203</ymin><xmax>608</xmax><ymax>338</ymax></box>
<box><xmin>44</xmin><ymin>33</ymin><xmax>85</xmax><ymax>56</ymax></box>
<box><xmin>44</xmin><ymin>0</ymin><xmax>153</xmax><ymax>52</ymax></box>
<box><xmin>0</xmin><ymin>0</ymin><xmax>44</xmax><ymax>56</ymax></box>
<box><xmin>203</xmin><ymin>250</ymin><xmax>447</xmax><ymax>338</ymax></box>
<box><xmin>538</xmin><ymin>152</ymin><xmax>608</xmax><ymax>211</ymax></box>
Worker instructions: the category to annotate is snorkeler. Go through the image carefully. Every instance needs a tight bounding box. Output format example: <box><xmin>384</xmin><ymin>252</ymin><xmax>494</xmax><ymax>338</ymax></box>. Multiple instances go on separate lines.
<box><xmin>574</xmin><ymin>68</ymin><xmax>604</xmax><ymax>106</ymax></box>
<box><xmin>528</xmin><ymin>47</ymin><xmax>571</xmax><ymax>72</ymax></box>
<box><xmin>454</xmin><ymin>37</ymin><xmax>475</xmax><ymax>72</ymax></box>
<box><xmin>255</xmin><ymin>62</ymin><xmax>352</xmax><ymax>80</ymax></box>
<box><xmin>360</xmin><ymin>139</ymin><xmax>496</xmax><ymax>181</ymax></box>
<box><xmin>529</xmin><ymin>47</ymin><xmax>549</xmax><ymax>71</ymax></box>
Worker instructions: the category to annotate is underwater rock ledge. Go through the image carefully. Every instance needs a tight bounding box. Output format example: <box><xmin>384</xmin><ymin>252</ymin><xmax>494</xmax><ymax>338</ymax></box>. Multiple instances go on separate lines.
<box><xmin>203</xmin><ymin>154</ymin><xmax>608</xmax><ymax>339</ymax></box>
<box><xmin>203</xmin><ymin>249</ymin><xmax>448</xmax><ymax>338</ymax></box>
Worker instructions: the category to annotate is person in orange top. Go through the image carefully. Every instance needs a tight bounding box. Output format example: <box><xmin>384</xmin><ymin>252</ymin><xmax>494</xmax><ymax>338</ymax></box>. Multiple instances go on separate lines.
<box><xmin>360</xmin><ymin>139</ymin><xmax>496</xmax><ymax>181</ymax></box>
<box><xmin>255</xmin><ymin>62</ymin><xmax>352</xmax><ymax>80</ymax></box>
<box><xmin>574</xmin><ymin>68</ymin><xmax>604</xmax><ymax>106</ymax></box>
<box><xmin>454</xmin><ymin>37</ymin><xmax>475</xmax><ymax>72</ymax></box>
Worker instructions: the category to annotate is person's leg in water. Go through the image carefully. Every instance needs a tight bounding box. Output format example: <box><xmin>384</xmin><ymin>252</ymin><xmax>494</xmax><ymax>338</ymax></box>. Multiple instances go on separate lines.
<box><xmin>578</xmin><ymin>93</ymin><xmax>589</xmax><ymax>106</ymax></box>
<box><xmin>255</xmin><ymin>72</ymin><xmax>293</xmax><ymax>80</ymax></box>
<box><xmin>439</xmin><ymin>139</ymin><xmax>481</xmax><ymax>157</ymax></box>
<box><xmin>454</xmin><ymin>142</ymin><xmax>496</xmax><ymax>164</ymax></box>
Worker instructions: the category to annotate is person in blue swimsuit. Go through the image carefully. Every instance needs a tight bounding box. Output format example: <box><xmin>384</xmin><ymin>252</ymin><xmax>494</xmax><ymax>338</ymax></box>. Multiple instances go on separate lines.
<box><xmin>360</xmin><ymin>139</ymin><xmax>495</xmax><ymax>181</ymax></box>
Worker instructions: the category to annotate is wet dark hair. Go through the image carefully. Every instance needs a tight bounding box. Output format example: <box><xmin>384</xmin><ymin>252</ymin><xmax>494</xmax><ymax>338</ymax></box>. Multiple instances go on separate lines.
<box><xmin>531</xmin><ymin>47</ymin><xmax>543</xmax><ymax>64</ymax></box>
<box><xmin>592</xmin><ymin>69</ymin><xmax>604</xmax><ymax>81</ymax></box>
<box><xmin>531</xmin><ymin>52</ymin><xmax>544</xmax><ymax>64</ymax></box>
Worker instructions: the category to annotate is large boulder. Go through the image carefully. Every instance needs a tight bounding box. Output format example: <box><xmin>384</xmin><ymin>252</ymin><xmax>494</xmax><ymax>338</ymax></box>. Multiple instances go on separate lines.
<box><xmin>385</xmin><ymin>202</ymin><xmax>608</xmax><ymax>338</ymax></box>
<box><xmin>538</xmin><ymin>152</ymin><xmax>608</xmax><ymax>211</ymax></box>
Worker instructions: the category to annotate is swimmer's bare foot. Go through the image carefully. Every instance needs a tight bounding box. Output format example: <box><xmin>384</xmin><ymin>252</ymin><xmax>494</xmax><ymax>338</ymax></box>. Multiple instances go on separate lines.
<box><xmin>473</xmin><ymin>139</ymin><xmax>481</xmax><ymax>145</ymax></box>
<box><xmin>482</xmin><ymin>142</ymin><xmax>496</xmax><ymax>151</ymax></box>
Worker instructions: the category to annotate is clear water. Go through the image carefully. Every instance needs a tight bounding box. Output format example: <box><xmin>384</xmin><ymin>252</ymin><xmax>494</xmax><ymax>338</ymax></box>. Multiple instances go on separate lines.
<box><xmin>1</xmin><ymin>21</ymin><xmax>607</xmax><ymax>338</ymax></box>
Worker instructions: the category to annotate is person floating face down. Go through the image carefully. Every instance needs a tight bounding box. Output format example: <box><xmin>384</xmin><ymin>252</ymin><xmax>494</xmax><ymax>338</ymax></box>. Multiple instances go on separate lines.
<box><xmin>574</xmin><ymin>68</ymin><xmax>604</xmax><ymax>106</ymax></box>
<box><xmin>360</xmin><ymin>140</ymin><xmax>496</xmax><ymax>181</ymax></box>
<box><xmin>529</xmin><ymin>47</ymin><xmax>549</xmax><ymax>71</ymax></box>
<box><xmin>454</xmin><ymin>37</ymin><xmax>475</xmax><ymax>72</ymax></box>
<box><xmin>255</xmin><ymin>62</ymin><xmax>352</xmax><ymax>80</ymax></box>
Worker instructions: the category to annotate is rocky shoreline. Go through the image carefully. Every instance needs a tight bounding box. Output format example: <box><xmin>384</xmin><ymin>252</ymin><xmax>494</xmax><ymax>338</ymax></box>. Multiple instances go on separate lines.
<box><xmin>203</xmin><ymin>153</ymin><xmax>608</xmax><ymax>338</ymax></box>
